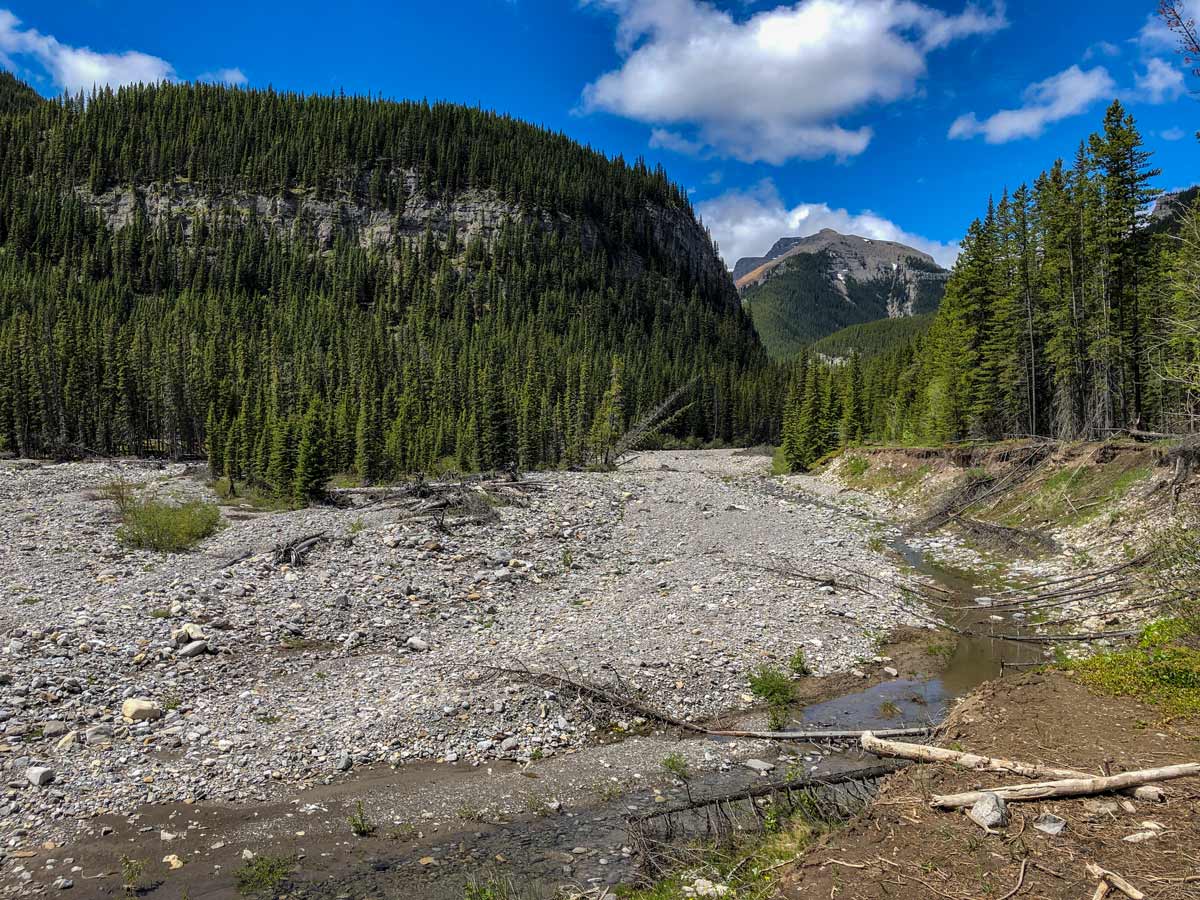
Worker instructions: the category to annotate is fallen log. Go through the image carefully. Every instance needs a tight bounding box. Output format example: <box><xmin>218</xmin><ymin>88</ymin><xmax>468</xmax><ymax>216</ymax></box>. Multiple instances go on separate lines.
<box><xmin>930</xmin><ymin>762</ymin><xmax>1200</xmax><ymax>809</ymax></box>
<box><xmin>861</xmin><ymin>733</ymin><xmax>1164</xmax><ymax>802</ymax></box>
<box><xmin>711</xmin><ymin>726</ymin><xmax>932</xmax><ymax>741</ymax></box>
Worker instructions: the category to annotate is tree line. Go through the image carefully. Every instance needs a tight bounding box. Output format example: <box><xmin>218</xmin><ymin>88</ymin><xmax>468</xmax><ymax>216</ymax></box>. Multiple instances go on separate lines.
<box><xmin>781</xmin><ymin>101</ymin><xmax>1200</xmax><ymax>469</ymax></box>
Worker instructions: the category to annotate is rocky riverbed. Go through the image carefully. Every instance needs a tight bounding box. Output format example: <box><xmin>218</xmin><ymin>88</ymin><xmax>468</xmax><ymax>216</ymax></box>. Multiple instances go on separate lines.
<box><xmin>0</xmin><ymin>450</ymin><xmax>932</xmax><ymax>894</ymax></box>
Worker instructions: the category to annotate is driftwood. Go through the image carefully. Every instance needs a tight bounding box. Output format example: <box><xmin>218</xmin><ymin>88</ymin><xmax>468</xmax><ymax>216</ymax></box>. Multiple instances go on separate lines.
<box><xmin>861</xmin><ymin>733</ymin><xmax>1164</xmax><ymax>802</ymax></box>
<box><xmin>930</xmin><ymin>762</ymin><xmax>1200</xmax><ymax>809</ymax></box>
<box><xmin>273</xmin><ymin>532</ymin><xmax>326</xmax><ymax>567</ymax></box>
<box><xmin>1086</xmin><ymin>864</ymin><xmax>1145</xmax><ymax>900</ymax></box>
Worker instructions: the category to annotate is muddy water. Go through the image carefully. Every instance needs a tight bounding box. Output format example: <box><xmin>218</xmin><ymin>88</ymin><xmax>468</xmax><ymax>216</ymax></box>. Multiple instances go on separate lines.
<box><xmin>72</xmin><ymin>486</ymin><xmax>1046</xmax><ymax>900</ymax></box>
<box><xmin>799</xmin><ymin>535</ymin><xmax>1045</xmax><ymax>737</ymax></box>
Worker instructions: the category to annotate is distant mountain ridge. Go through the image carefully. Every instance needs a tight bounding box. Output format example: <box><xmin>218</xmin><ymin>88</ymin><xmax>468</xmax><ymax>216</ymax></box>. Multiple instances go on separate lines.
<box><xmin>734</xmin><ymin>229</ymin><xmax>949</xmax><ymax>360</ymax></box>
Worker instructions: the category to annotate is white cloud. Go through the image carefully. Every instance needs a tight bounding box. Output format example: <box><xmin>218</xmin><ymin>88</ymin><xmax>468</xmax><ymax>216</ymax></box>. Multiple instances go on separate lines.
<box><xmin>0</xmin><ymin>8</ymin><xmax>245</xmax><ymax>94</ymax></box>
<box><xmin>581</xmin><ymin>0</ymin><xmax>1007</xmax><ymax>164</ymax></box>
<box><xmin>948</xmin><ymin>65</ymin><xmax>1115</xmax><ymax>143</ymax></box>
<box><xmin>0</xmin><ymin>9</ymin><xmax>173</xmax><ymax>93</ymax></box>
<box><xmin>1136</xmin><ymin>57</ymin><xmax>1185</xmax><ymax>103</ymax></box>
<box><xmin>1162</xmin><ymin>126</ymin><xmax>1187</xmax><ymax>140</ymax></box>
<box><xmin>698</xmin><ymin>179</ymin><xmax>960</xmax><ymax>269</ymax></box>
<box><xmin>1084</xmin><ymin>40</ymin><xmax>1121</xmax><ymax>60</ymax></box>
<box><xmin>198</xmin><ymin>67</ymin><xmax>248</xmax><ymax>86</ymax></box>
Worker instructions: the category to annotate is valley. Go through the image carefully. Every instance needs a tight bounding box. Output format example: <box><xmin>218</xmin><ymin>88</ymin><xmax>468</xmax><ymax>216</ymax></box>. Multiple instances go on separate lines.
<box><xmin>3</xmin><ymin>445</ymin><xmax>1196</xmax><ymax>898</ymax></box>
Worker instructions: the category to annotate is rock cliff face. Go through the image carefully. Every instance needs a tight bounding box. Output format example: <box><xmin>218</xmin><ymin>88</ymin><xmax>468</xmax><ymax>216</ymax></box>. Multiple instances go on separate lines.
<box><xmin>76</xmin><ymin>171</ymin><xmax>736</xmax><ymax>304</ymax></box>
<box><xmin>734</xmin><ymin>228</ymin><xmax>943</xmax><ymax>294</ymax></box>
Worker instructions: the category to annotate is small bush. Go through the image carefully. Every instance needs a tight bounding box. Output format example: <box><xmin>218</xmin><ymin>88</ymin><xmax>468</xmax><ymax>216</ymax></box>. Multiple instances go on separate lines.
<box><xmin>788</xmin><ymin>649</ymin><xmax>812</xmax><ymax>676</ymax></box>
<box><xmin>235</xmin><ymin>855</ymin><xmax>291</xmax><ymax>896</ymax></box>
<box><xmin>117</xmin><ymin>499</ymin><xmax>221</xmax><ymax>552</ymax></box>
<box><xmin>749</xmin><ymin>666</ymin><xmax>795</xmax><ymax>707</ymax></box>
<box><xmin>101</xmin><ymin>478</ymin><xmax>137</xmax><ymax>515</ymax></box>
<box><xmin>348</xmin><ymin>799</ymin><xmax>376</xmax><ymax>836</ymax></box>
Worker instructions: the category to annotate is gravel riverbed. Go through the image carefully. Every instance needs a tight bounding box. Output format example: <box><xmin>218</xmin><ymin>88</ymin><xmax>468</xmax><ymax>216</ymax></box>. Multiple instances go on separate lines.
<box><xmin>0</xmin><ymin>450</ymin><xmax>930</xmax><ymax>891</ymax></box>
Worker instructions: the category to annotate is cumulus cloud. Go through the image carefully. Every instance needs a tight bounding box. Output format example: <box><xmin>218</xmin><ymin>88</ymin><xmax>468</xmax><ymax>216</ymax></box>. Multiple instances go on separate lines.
<box><xmin>698</xmin><ymin>179</ymin><xmax>960</xmax><ymax>270</ymax></box>
<box><xmin>0</xmin><ymin>8</ymin><xmax>174</xmax><ymax>93</ymax></box>
<box><xmin>581</xmin><ymin>0</ymin><xmax>1007</xmax><ymax>164</ymax></box>
<box><xmin>1136</xmin><ymin>57</ymin><xmax>1185</xmax><ymax>103</ymax></box>
<box><xmin>948</xmin><ymin>65</ymin><xmax>1115</xmax><ymax>143</ymax></box>
<box><xmin>198</xmin><ymin>67</ymin><xmax>248</xmax><ymax>86</ymax></box>
<box><xmin>0</xmin><ymin>9</ymin><xmax>245</xmax><ymax>94</ymax></box>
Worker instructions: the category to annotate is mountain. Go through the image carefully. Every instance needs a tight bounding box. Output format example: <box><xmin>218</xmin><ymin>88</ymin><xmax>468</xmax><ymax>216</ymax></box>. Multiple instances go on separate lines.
<box><xmin>734</xmin><ymin>229</ymin><xmax>949</xmax><ymax>360</ymax></box>
<box><xmin>0</xmin><ymin>77</ymin><xmax>778</xmax><ymax>480</ymax></box>
<box><xmin>0</xmin><ymin>71</ymin><xmax>42</xmax><ymax>115</ymax></box>
<box><xmin>1147</xmin><ymin>185</ymin><xmax>1199</xmax><ymax>236</ymax></box>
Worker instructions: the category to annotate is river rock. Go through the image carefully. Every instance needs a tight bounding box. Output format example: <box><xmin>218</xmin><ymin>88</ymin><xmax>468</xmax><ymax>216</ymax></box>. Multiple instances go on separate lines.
<box><xmin>178</xmin><ymin>640</ymin><xmax>209</xmax><ymax>658</ymax></box>
<box><xmin>743</xmin><ymin>759</ymin><xmax>775</xmax><ymax>775</ymax></box>
<box><xmin>122</xmin><ymin>698</ymin><xmax>162</xmax><ymax>721</ymax></box>
<box><xmin>969</xmin><ymin>792</ymin><xmax>1008</xmax><ymax>829</ymax></box>
<box><xmin>25</xmin><ymin>766</ymin><xmax>54</xmax><ymax>787</ymax></box>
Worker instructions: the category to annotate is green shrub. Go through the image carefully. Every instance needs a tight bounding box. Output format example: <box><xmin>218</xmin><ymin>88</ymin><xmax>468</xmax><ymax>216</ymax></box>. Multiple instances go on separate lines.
<box><xmin>101</xmin><ymin>477</ymin><xmax>137</xmax><ymax>515</ymax></box>
<box><xmin>117</xmin><ymin>499</ymin><xmax>221</xmax><ymax>552</ymax></box>
<box><xmin>749</xmin><ymin>666</ymin><xmax>794</xmax><ymax>707</ymax></box>
<box><xmin>788</xmin><ymin>649</ymin><xmax>811</xmax><ymax>676</ymax></box>
<box><xmin>235</xmin><ymin>855</ymin><xmax>291</xmax><ymax>896</ymax></box>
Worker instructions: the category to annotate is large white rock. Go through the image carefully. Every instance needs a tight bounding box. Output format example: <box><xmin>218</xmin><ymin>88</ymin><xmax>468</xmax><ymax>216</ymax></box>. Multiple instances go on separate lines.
<box><xmin>122</xmin><ymin>698</ymin><xmax>162</xmax><ymax>722</ymax></box>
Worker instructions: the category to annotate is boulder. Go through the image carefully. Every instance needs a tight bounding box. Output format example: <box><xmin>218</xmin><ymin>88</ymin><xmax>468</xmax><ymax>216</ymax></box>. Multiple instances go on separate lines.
<box><xmin>25</xmin><ymin>766</ymin><xmax>54</xmax><ymax>787</ymax></box>
<box><xmin>122</xmin><ymin>698</ymin><xmax>162</xmax><ymax>722</ymax></box>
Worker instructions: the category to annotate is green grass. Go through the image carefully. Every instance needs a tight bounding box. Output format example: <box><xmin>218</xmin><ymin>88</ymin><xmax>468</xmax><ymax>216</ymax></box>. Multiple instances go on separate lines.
<box><xmin>989</xmin><ymin>458</ymin><xmax>1152</xmax><ymax>528</ymax></box>
<box><xmin>116</xmin><ymin>498</ymin><xmax>221</xmax><ymax>552</ymax></box>
<box><xmin>213</xmin><ymin>477</ymin><xmax>293</xmax><ymax>511</ymax></box>
<box><xmin>1068</xmin><ymin>619</ymin><xmax>1200</xmax><ymax>717</ymax></box>
<box><xmin>235</xmin><ymin>855</ymin><xmax>292</xmax><ymax>896</ymax></box>
<box><xmin>613</xmin><ymin>814</ymin><xmax>814</xmax><ymax>900</ymax></box>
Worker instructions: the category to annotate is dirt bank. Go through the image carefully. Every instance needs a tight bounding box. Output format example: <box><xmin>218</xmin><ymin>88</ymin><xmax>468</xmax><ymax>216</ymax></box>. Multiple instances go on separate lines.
<box><xmin>784</xmin><ymin>671</ymin><xmax>1200</xmax><ymax>900</ymax></box>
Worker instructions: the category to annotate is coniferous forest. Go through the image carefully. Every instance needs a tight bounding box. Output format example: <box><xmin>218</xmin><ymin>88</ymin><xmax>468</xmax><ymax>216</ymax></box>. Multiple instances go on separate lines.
<box><xmin>0</xmin><ymin>76</ymin><xmax>784</xmax><ymax>498</ymax></box>
<box><xmin>780</xmin><ymin>101</ymin><xmax>1200</xmax><ymax>471</ymax></box>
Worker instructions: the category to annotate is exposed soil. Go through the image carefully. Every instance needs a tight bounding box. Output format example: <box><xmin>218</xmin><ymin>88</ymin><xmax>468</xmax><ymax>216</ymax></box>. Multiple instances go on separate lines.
<box><xmin>784</xmin><ymin>672</ymin><xmax>1200</xmax><ymax>900</ymax></box>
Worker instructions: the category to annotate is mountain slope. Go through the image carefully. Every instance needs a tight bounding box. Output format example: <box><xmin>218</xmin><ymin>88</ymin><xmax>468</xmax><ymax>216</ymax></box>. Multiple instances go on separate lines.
<box><xmin>0</xmin><ymin>72</ymin><xmax>41</xmax><ymax>115</ymax></box>
<box><xmin>810</xmin><ymin>313</ymin><xmax>935</xmax><ymax>361</ymax></box>
<box><xmin>0</xmin><ymin>77</ymin><xmax>777</xmax><ymax>477</ymax></box>
<box><xmin>736</xmin><ymin>230</ymin><xmax>948</xmax><ymax>359</ymax></box>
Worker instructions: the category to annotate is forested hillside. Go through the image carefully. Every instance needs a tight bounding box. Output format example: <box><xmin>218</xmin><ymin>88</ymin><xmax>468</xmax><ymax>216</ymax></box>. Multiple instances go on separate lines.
<box><xmin>780</xmin><ymin>101</ymin><xmax>1200</xmax><ymax>471</ymax></box>
<box><xmin>810</xmin><ymin>314</ymin><xmax>934</xmax><ymax>362</ymax></box>
<box><xmin>0</xmin><ymin>78</ymin><xmax>783</xmax><ymax>495</ymax></box>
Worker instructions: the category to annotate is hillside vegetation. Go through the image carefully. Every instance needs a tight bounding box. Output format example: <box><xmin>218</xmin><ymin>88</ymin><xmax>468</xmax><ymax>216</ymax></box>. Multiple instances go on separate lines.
<box><xmin>779</xmin><ymin>102</ymin><xmax>1200</xmax><ymax>471</ymax></box>
<box><xmin>0</xmin><ymin>78</ymin><xmax>782</xmax><ymax>495</ymax></box>
<box><xmin>810</xmin><ymin>314</ymin><xmax>935</xmax><ymax>361</ymax></box>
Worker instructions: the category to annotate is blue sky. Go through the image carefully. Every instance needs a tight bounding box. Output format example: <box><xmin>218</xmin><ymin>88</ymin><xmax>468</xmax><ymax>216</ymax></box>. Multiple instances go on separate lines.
<box><xmin>0</xmin><ymin>1</ymin><xmax>1195</xmax><ymax>267</ymax></box>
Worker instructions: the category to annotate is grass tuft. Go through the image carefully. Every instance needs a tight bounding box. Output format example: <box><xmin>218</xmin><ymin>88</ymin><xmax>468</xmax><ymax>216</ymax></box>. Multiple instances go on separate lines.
<box><xmin>116</xmin><ymin>498</ymin><xmax>221</xmax><ymax>552</ymax></box>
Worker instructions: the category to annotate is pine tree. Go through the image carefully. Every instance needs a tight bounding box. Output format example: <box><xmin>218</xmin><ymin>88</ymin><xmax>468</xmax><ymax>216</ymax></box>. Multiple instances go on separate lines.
<box><xmin>293</xmin><ymin>398</ymin><xmax>330</xmax><ymax>505</ymax></box>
